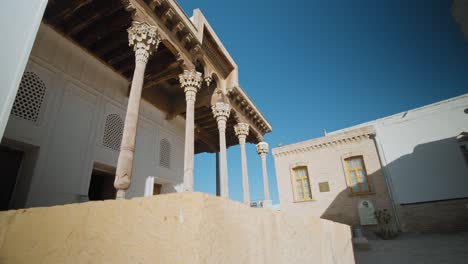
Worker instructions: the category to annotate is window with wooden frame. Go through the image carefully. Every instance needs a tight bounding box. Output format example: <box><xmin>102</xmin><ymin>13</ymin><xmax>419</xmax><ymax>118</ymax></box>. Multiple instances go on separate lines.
<box><xmin>292</xmin><ymin>166</ymin><xmax>312</xmax><ymax>201</ymax></box>
<box><xmin>344</xmin><ymin>156</ymin><xmax>371</xmax><ymax>194</ymax></box>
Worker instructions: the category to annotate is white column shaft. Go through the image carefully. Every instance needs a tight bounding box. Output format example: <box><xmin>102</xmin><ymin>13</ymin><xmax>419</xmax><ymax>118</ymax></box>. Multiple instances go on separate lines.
<box><xmin>114</xmin><ymin>60</ymin><xmax>147</xmax><ymax>199</ymax></box>
<box><xmin>218</xmin><ymin>120</ymin><xmax>229</xmax><ymax>197</ymax></box>
<box><xmin>261</xmin><ymin>154</ymin><xmax>270</xmax><ymax>201</ymax></box>
<box><xmin>239</xmin><ymin>136</ymin><xmax>250</xmax><ymax>204</ymax></box>
<box><xmin>183</xmin><ymin>98</ymin><xmax>195</xmax><ymax>191</ymax></box>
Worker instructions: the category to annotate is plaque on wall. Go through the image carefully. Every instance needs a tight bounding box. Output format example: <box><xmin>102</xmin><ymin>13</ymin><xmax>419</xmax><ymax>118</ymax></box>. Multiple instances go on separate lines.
<box><xmin>318</xmin><ymin>182</ymin><xmax>330</xmax><ymax>192</ymax></box>
<box><xmin>358</xmin><ymin>200</ymin><xmax>378</xmax><ymax>225</ymax></box>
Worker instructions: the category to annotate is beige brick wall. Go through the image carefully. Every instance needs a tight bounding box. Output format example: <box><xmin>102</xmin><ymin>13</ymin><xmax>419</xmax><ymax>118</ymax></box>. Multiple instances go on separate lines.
<box><xmin>398</xmin><ymin>198</ymin><xmax>468</xmax><ymax>233</ymax></box>
<box><xmin>273</xmin><ymin>127</ymin><xmax>395</xmax><ymax>228</ymax></box>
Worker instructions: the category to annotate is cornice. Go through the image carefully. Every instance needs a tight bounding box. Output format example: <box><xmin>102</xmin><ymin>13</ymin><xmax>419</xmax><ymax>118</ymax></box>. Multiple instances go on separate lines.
<box><xmin>227</xmin><ymin>86</ymin><xmax>272</xmax><ymax>136</ymax></box>
<box><xmin>272</xmin><ymin>128</ymin><xmax>375</xmax><ymax>158</ymax></box>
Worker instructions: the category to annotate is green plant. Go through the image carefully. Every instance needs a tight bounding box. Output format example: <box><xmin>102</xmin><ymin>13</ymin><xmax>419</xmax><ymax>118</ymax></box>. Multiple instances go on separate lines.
<box><xmin>374</xmin><ymin>209</ymin><xmax>397</xmax><ymax>240</ymax></box>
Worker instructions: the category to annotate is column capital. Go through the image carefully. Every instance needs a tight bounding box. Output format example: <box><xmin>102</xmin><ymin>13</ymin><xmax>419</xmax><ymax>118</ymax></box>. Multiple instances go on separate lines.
<box><xmin>256</xmin><ymin>141</ymin><xmax>269</xmax><ymax>156</ymax></box>
<box><xmin>179</xmin><ymin>70</ymin><xmax>203</xmax><ymax>102</ymax></box>
<box><xmin>128</xmin><ymin>21</ymin><xmax>161</xmax><ymax>64</ymax></box>
<box><xmin>234</xmin><ymin>123</ymin><xmax>249</xmax><ymax>137</ymax></box>
<box><xmin>212</xmin><ymin>102</ymin><xmax>231</xmax><ymax>121</ymax></box>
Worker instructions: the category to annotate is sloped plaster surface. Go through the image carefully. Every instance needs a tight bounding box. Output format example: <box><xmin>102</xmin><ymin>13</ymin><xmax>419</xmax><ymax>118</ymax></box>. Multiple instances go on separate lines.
<box><xmin>0</xmin><ymin>193</ymin><xmax>354</xmax><ymax>263</ymax></box>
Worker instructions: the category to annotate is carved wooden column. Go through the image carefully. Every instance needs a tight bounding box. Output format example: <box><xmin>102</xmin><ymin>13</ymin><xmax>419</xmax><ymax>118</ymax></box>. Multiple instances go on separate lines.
<box><xmin>256</xmin><ymin>141</ymin><xmax>270</xmax><ymax>201</ymax></box>
<box><xmin>114</xmin><ymin>21</ymin><xmax>161</xmax><ymax>199</ymax></box>
<box><xmin>212</xmin><ymin>101</ymin><xmax>231</xmax><ymax>198</ymax></box>
<box><xmin>235</xmin><ymin>123</ymin><xmax>250</xmax><ymax>204</ymax></box>
<box><xmin>179</xmin><ymin>70</ymin><xmax>203</xmax><ymax>191</ymax></box>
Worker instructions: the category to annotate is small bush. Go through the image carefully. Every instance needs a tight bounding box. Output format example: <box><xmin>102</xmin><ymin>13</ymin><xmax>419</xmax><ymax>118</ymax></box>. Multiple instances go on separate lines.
<box><xmin>374</xmin><ymin>209</ymin><xmax>398</xmax><ymax>240</ymax></box>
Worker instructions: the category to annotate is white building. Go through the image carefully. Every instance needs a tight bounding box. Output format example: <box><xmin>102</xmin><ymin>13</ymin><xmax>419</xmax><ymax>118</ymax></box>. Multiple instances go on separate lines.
<box><xmin>273</xmin><ymin>94</ymin><xmax>468</xmax><ymax>233</ymax></box>
<box><xmin>329</xmin><ymin>94</ymin><xmax>468</xmax><ymax>232</ymax></box>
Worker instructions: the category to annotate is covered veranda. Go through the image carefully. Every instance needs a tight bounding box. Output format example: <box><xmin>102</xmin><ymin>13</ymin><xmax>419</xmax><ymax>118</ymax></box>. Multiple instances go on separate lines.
<box><xmin>42</xmin><ymin>0</ymin><xmax>273</xmax><ymax>203</ymax></box>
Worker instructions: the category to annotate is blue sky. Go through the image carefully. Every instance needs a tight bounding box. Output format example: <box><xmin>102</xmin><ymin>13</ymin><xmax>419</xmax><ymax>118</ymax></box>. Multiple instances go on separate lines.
<box><xmin>178</xmin><ymin>0</ymin><xmax>468</xmax><ymax>204</ymax></box>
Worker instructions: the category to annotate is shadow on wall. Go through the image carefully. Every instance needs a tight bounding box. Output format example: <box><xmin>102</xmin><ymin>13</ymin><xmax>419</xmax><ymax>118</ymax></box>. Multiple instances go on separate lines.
<box><xmin>320</xmin><ymin>136</ymin><xmax>468</xmax><ymax>233</ymax></box>
<box><xmin>320</xmin><ymin>167</ymin><xmax>393</xmax><ymax>234</ymax></box>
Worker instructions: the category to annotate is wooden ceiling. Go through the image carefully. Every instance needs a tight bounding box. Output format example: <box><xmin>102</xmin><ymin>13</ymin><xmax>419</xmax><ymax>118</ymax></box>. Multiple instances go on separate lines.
<box><xmin>42</xmin><ymin>0</ymin><xmax>258</xmax><ymax>154</ymax></box>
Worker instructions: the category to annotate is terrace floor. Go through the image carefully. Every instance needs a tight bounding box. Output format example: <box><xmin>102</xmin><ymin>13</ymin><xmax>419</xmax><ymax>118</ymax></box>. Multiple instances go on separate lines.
<box><xmin>354</xmin><ymin>232</ymin><xmax>468</xmax><ymax>264</ymax></box>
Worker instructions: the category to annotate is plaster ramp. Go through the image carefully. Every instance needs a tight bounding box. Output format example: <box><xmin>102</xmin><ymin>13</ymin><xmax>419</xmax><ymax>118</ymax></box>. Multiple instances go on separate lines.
<box><xmin>0</xmin><ymin>192</ymin><xmax>354</xmax><ymax>263</ymax></box>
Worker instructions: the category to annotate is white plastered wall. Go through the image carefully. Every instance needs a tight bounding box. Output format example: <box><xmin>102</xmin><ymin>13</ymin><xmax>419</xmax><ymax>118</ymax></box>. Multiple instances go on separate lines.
<box><xmin>2</xmin><ymin>24</ymin><xmax>185</xmax><ymax>207</ymax></box>
<box><xmin>0</xmin><ymin>0</ymin><xmax>48</xmax><ymax>139</ymax></box>
<box><xmin>373</xmin><ymin>95</ymin><xmax>468</xmax><ymax>204</ymax></box>
<box><xmin>329</xmin><ymin>94</ymin><xmax>468</xmax><ymax>204</ymax></box>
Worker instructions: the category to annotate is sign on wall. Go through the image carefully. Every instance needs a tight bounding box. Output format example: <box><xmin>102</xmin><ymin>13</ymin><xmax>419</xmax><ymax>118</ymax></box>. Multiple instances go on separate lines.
<box><xmin>358</xmin><ymin>200</ymin><xmax>377</xmax><ymax>225</ymax></box>
<box><xmin>318</xmin><ymin>182</ymin><xmax>330</xmax><ymax>192</ymax></box>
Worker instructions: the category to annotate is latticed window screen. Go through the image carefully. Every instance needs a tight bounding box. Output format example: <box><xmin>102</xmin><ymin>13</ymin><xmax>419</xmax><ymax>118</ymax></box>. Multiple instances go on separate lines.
<box><xmin>293</xmin><ymin>167</ymin><xmax>312</xmax><ymax>201</ymax></box>
<box><xmin>345</xmin><ymin>156</ymin><xmax>371</xmax><ymax>194</ymax></box>
<box><xmin>102</xmin><ymin>114</ymin><xmax>124</xmax><ymax>151</ymax></box>
<box><xmin>11</xmin><ymin>71</ymin><xmax>46</xmax><ymax>123</ymax></box>
<box><xmin>159</xmin><ymin>138</ymin><xmax>171</xmax><ymax>169</ymax></box>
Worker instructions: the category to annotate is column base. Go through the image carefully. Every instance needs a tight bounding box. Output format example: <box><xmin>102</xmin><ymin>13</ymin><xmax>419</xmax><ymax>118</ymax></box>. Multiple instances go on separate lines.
<box><xmin>116</xmin><ymin>189</ymin><xmax>126</xmax><ymax>200</ymax></box>
<box><xmin>260</xmin><ymin>200</ymin><xmax>273</xmax><ymax>208</ymax></box>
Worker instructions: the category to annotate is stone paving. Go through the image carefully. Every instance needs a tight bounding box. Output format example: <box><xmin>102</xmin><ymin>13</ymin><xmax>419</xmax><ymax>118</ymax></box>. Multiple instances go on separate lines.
<box><xmin>354</xmin><ymin>232</ymin><xmax>468</xmax><ymax>264</ymax></box>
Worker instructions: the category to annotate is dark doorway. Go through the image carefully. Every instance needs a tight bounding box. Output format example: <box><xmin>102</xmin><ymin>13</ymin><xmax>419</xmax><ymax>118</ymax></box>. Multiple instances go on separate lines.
<box><xmin>88</xmin><ymin>169</ymin><xmax>116</xmax><ymax>201</ymax></box>
<box><xmin>0</xmin><ymin>146</ymin><xmax>24</xmax><ymax>211</ymax></box>
<box><xmin>153</xmin><ymin>183</ymin><xmax>162</xmax><ymax>195</ymax></box>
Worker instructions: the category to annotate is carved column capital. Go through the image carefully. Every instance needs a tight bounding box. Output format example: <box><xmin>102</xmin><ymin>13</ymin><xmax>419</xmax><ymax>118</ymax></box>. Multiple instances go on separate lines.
<box><xmin>212</xmin><ymin>102</ymin><xmax>231</xmax><ymax>121</ymax></box>
<box><xmin>256</xmin><ymin>141</ymin><xmax>269</xmax><ymax>156</ymax></box>
<box><xmin>128</xmin><ymin>21</ymin><xmax>161</xmax><ymax>64</ymax></box>
<box><xmin>179</xmin><ymin>70</ymin><xmax>203</xmax><ymax>102</ymax></box>
<box><xmin>212</xmin><ymin>102</ymin><xmax>230</xmax><ymax>132</ymax></box>
<box><xmin>234</xmin><ymin>123</ymin><xmax>249</xmax><ymax>139</ymax></box>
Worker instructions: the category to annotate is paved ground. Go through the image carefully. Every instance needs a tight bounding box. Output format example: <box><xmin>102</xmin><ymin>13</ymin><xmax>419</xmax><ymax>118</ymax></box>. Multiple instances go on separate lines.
<box><xmin>354</xmin><ymin>232</ymin><xmax>468</xmax><ymax>264</ymax></box>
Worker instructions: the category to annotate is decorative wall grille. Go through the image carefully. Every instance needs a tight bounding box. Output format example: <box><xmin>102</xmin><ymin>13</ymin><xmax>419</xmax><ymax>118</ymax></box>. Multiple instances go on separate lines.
<box><xmin>159</xmin><ymin>138</ymin><xmax>171</xmax><ymax>169</ymax></box>
<box><xmin>11</xmin><ymin>71</ymin><xmax>46</xmax><ymax>123</ymax></box>
<box><xmin>103</xmin><ymin>114</ymin><xmax>124</xmax><ymax>151</ymax></box>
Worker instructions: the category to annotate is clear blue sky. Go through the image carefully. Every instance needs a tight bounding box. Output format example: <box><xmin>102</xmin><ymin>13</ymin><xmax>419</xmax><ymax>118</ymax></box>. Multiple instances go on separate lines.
<box><xmin>178</xmin><ymin>0</ymin><xmax>468</xmax><ymax>204</ymax></box>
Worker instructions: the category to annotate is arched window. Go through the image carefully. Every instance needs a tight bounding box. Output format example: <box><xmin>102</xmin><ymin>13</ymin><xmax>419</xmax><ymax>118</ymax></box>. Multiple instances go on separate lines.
<box><xmin>292</xmin><ymin>166</ymin><xmax>312</xmax><ymax>201</ymax></box>
<box><xmin>159</xmin><ymin>138</ymin><xmax>171</xmax><ymax>169</ymax></box>
<box><xmin>344</xmin><ymin>156</ymin><xmax>371</xmax><ymax>194</ymax></box>
<box><xmin>102</xmin><ymin>114</ymin><xmax>124</xmax><ymax>151</ymax></box>
<box><xmin>11</xmin><ymin>71</ymin><xmax>46</xmax><ymax>123</ymax></box>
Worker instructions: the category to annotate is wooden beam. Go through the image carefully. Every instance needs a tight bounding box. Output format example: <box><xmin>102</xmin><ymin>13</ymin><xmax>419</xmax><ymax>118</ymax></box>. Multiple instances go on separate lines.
<box><xmin>229</xmin><ymin>103</ymin><xmax>264</xmax><ymax>142</ymax></box>
<box><xmin>167</xmin><ymin>93</ymin><xmax>212</xmax><ymax>119</ymax></box>
<box><xmin>195</xmin><ymin>126</ymin><xmax>217</xmax><ymax>152</ymax></box>
<box><xmin>118</xmin><ymin>48</ymin><xmax>174</xmax><ymax>77</ymax></box>
<box><xmin>45</xmin><ymin>0</ymin><xmax>94</xmax><ymax>24</ymax></box>
<box><xmin>143</xmin><ymin>61</ymin><xmax>182</xmax><ymax>88</ymax></box>
<box><xmin>106</xmin><ymin>47</ymin><xmax>134</xmax><ymax>65</ymax></box>
<box><xmin>77</xmin><ymin>10</ymin><xmax>131</xmax><ymax>48</ymax></box>
<box><xmin>94</xmin><ymin>31</ymin><xmax>128</xmax><ymax>57</ymax></box>
<box><xmin>130</xmin><ymin>0</ymin><xmax>195</xmax><ymax>69</ymax></box>
<box><xmin>66</xmin><ymin>0</ymin><xmax>123</xmax><ymax>36</ymax></box>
